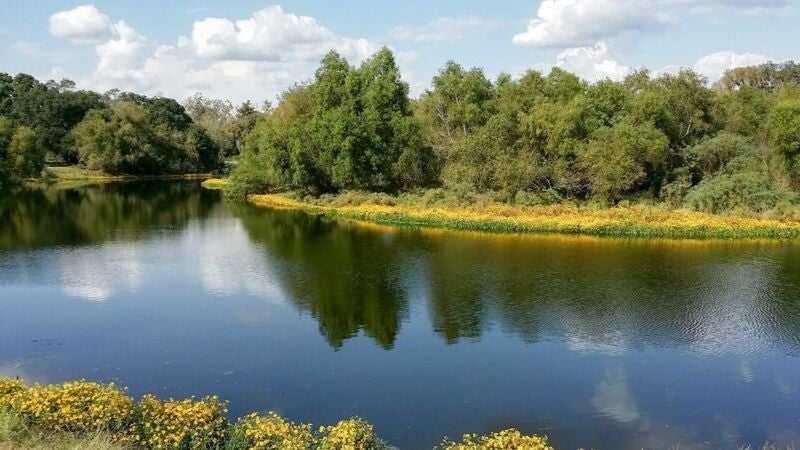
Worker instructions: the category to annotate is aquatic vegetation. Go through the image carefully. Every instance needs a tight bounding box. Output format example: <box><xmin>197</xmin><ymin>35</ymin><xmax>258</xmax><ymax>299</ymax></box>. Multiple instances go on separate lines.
<box><xmin>439</xmin><ymin>429</ymin><xmax>554</xmax><ymax>450</ymax></box>
<box><xmin>201</xmin><ymin>178</ymin><xmax>229</xmax><ymax>190</ymax></box>
<box><xmin>134</xmin><ymin>395</ymin><xmax>228</xmax><ymax>450</ymax></box>
<box><xmin>246</xmin><ymin>192</ymin><xmax>800</xmax><ymax>239</ymax></box>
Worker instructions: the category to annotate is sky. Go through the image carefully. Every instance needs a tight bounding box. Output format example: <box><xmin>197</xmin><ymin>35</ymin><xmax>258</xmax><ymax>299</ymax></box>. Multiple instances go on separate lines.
<box><xmin>2</xmin><ymin>0</ymin><xmax>798</xmax><ymax>105</ymax></box>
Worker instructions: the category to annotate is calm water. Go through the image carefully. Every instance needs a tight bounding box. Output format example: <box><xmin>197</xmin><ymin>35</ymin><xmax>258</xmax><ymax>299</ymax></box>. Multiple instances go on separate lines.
<box><xmin>1</xmin><ymin>182</ymin><xmax>800</xmax><ymax>449</ymax></box>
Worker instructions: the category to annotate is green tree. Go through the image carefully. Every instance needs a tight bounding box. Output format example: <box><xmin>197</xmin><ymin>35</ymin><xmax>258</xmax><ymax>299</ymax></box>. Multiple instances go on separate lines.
<box><xmin>579</xmin><ymin>121</ymin><xmax>669</xmax><ymax>202</ymax></box>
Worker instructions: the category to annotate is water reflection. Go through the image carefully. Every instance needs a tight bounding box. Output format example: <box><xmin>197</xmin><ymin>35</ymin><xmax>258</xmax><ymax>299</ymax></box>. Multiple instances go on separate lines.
<box><xmin>1</xmin><ymin>182</ymin><xmax>800</xmax><ymax>449</ymax></box>
<box><xmin>234</xmin><ymin>206</ymin><xmax>800</xmax><ymax>356</ymax></box>
<box><xmin>234</xmin><ymin>207</ymin><xmax>408</xmax><ymax>350</ymax></box>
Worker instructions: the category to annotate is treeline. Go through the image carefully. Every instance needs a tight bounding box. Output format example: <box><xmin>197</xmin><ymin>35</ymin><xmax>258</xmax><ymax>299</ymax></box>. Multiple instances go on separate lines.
<box><xmin>0</xmin><ymin>74</ymin><xmax>261</xmax><ymax>188</ymax></box>
<box><xmin>231</xmin><ymin>50</ymin><xmax>800</xmax><ymax>215</ymax></box>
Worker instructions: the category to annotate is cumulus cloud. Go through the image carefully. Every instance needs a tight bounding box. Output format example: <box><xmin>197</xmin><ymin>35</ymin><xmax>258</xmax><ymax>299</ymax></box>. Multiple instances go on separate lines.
<box><xmin>556</xmin><ymin>42</ymin><xmax>631</xmax><ymax>81</ymax></box>
<box><xmin>513</xmin><ymin>0</ymin><xmax>671</xmax><ymax>48</ymax></box>
<box><xmin>390</xmin><ymin>16</ymin><xmax>490</xmax><ymax>42</ymax></box>
<box><xmin>49</xmin><ymin>5</ymin><xmax>382</xmax><ymax>104</ymax></box>
<box><xmin>49</xmin><ymin>4</ymin><xmax>114</xmax><ymax>44</ymax></box>
<box><xmin>513</xmin><ymin>0</ymin><xmax>787</xmax><ymax>48</ymax></box>
<box><xmin>190</xmin><ymin>6</ymin><xmax>376</xmax><ymax>62</ymax></box>
<box><xmin>693</xmin><ymin>50</ymin><xmax>769</xmax><ymax>81</ymax></box>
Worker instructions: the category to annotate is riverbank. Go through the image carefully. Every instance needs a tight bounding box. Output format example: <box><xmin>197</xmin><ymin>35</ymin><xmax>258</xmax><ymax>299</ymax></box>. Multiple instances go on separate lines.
<box><xmin>0</xmin><ymin>377</ymin><xmax>551</xmax><ymax>450</ymax></box>
<box><xmin>202</xmin><ymin>180</ymin><xmax>800</xmax><ymax>239</ymax></box>
<box><xmin>42</xmin><ymin>166</ymin><xmax>212</xmax><ymax>183</ymax></box>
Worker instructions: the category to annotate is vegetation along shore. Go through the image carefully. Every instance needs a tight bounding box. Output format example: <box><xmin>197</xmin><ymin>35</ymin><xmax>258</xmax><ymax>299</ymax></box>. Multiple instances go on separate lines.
<box><xmin>203</xmin><ymin>180</ymin><xmax>800</xmax><ymax>239</ymax></box>
<box><xmin>0</xmin><ymin>377</ymin><xmax>553</xmax><ymax>450</ymax></box>
<box><xmin>4</xmin><ymin>52</ymin><xmax>800</xmax><ymax>239</ymax></box>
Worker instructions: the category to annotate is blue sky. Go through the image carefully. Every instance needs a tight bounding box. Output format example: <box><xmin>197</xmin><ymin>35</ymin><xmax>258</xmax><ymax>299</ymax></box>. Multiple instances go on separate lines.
<box><xmin>2</xmin><ymin>1</ymin><xmax>798</xmax><ymax>104</ymax></box>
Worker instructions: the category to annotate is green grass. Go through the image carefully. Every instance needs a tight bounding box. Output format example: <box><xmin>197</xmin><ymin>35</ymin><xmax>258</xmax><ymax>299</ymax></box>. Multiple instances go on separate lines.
<box><xmin>0</xmin><ymin>410</ymin><xmax>126</xmax><ymax>450</ymax></box>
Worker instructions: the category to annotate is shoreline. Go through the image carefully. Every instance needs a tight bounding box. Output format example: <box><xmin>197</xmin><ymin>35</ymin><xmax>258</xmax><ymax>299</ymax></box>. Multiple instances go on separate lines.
<box><xmin>198</xmin><ymin>180</ymin><xmax>800</xmax><ymax>240</ymax></box>
<box><xmin>41</xmin><ymin>166</ymin><xmax>213</xmax><ymax>183</ymax></box>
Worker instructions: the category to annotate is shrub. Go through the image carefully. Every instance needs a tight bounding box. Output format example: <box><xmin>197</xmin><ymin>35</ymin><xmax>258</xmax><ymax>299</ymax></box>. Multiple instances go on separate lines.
<box><xmin>230</xmin><ymin>412</ymin><xmax>315</xmax><ymax>450</ymax></box>
<box><xmin>134</xmin><ymin>394</ymin><xmax>228</xmax><ymax>450</ymax></box>
<box><xmin>439</xmin><ymin>429</ymin><xmax>554</xmax><ymax>450</ymax></box>
<box><xmin>7</xmin><ymin>380</ymin><xmax>133</xmax><ymax>434</ymax></box>
<box><xmin>683</xmin><ymin>166</ymin><xmax>797</xmax><ymax>214</ymax></box>
<box><xmin>0</xmin><ymin>379</ymin><xmax>26</xmax><ymax>409</ymax></box>
<box><xmin>318</xmin><ymin>418</ymin><xmax>388</xmax><ymax>450</ymax></box>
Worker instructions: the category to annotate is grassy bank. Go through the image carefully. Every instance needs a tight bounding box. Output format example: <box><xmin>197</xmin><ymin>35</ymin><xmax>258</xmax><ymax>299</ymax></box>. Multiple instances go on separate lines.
<box><xmin>43</xmin><ymin>166</ymin><xmax>212</xmax><ymax>182</ymax></box>
<box><xmin>0</xmin><ymin>377</ymin><xmax>552</xmax><ymax>450</ymax></box>
<box><xmin>222</xmin><ymin>183</ymin><xmax>800</xmax><ymax>239</ymax></box>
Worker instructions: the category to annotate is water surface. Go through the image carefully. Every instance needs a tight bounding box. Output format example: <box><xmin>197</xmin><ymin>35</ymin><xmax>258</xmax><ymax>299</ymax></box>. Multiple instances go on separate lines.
<box><xmin>1</xmin><ymin>182</ymin><xmax>799</xmax><ymax>449</ymax></box>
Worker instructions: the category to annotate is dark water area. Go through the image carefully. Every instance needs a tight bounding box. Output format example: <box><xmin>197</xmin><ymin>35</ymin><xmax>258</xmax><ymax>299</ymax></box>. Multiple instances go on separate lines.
<box><xmin>1</xmin><ymin>181</ymin><xmax>799</xmax><ymax>449</ymax></box>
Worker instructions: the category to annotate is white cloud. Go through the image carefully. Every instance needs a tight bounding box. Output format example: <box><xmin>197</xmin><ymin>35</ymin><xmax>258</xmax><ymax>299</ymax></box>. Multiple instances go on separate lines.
<box><xmin>49</xmin><ymin>5</ymin><xmax>114</xmax><ymax>44</ymax></box>
<box><xmin>513</xmin><ymin>0</ymin><xmax>787</xmax><ymax>48</ymax></box>
<box><xmin>50</xmin><ymin>5</ymin><xmax>382</xmax><ymax>104</ymax></box>
<box><xmin>513</xmin><ymin>0</ymin><xmax>671</xmax><ymax>48</ymax></box>
<box><xmin>693</xmin><ymin>50</ymin><xmax>769</xmax><ymax>81</ymax></box>
<box><xmin>190</xmin><ymin>6</ymin><xmax>376</xmax><ymax>62</ymax></box>
<box><xmin>591</xmin><ymin>368</ymin><xmax>641</xmax><ymax>423</ymax></box>
<box><xmin>655</xmin><ymin>50</ymin><xmax>771</xmax><ymax>82</ymax></box>
<box><xmin>556</xmin><ymin>42</ymin><xmax>631</xmax><ymax>81</ymax></box>
<box><xmin>390</xmin><ymin>16</ymin><xmax>489</xmax><ymax>42</ymax></box>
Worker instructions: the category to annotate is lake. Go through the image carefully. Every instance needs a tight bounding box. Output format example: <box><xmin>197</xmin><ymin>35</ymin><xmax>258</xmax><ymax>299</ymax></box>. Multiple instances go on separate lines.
<box><xmin>1</xmin><ymin>181</ymin><xmax>799</xmax><ymax>449</ymax></box>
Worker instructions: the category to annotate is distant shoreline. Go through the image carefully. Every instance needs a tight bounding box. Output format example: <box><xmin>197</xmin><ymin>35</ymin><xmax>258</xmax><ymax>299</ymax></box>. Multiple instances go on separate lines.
<box><xmin>200</xmin><ymin>179</ymin><xmax>800</xmax><ymax>240</ymax></box>
<box><xmin>41</xmin><ymin>165</ymin><xmax>213</xmax><ymax>183</ymax></box>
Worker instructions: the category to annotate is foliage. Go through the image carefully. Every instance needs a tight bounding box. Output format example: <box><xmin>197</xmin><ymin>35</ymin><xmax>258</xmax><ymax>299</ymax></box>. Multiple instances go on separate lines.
<box><xmin>134</xmin><ymin>394</ymin><xmax>227</xmax><ymax>450</ymax></box>
<box><xmin>1</xmin><ymin>377</ymin><xmax>559</xmax><ymax>450</ymax></box>
<box><xmin>231</xmin><ymin>412</ymin><xmax>315</xmax><ymax>450</ymax></box>
<box><xmin>2</xmin><ymin>380</ymin><xmax>133</xmax><ymax>435</ymax></box>
<box><xmin>0</xmin><ymin>73</ymin><xmax>103</xmax><ymax>162</ymax></box>
<box><xmin>579</xmin><ymin>121</ymin><xmax>669</xmax><ymax>201</ymax></box>
<box><xmin>72</xmin><ymin>99</ymin><xmax>219</xmax><ymax>175</ymax></box>
<box><xmin>231</xmin><ymin>48</ymin><xmax>435</xmax><ymax>195</ymax></box>
<box><xmin>0</xmin><ymin>116</ymin><xmax>43</xmax><ymax>185</ymax></box>
<box><xmin>317</xmin><ymin>418</ymin><xmax>387</xmax><ymax>450</ymax></box>
<box><xmin>439</xmin><ymin>429</ymin><xmax>554</xmax><ymax>450</ymax></box>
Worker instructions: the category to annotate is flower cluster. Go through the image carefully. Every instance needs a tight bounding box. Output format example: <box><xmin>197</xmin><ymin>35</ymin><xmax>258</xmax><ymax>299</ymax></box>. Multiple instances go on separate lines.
<box><xmin>134</xmin><ymin>394</ymin><xmax>228</xmax><ymax>450</ymax></box>
<box><xmin>0</xmin><ymin>378</ymin><xmax>556</xmax><ymax>450</ymax></box>
<box><xmin>440</xmin><ymin>429</ymin><xmax>554</xmax><ymax>450</ymax></box>
<box><xmin>317</xmin><ymin>418</ymin><xmax>387</xmax><ymax>450</ymax></box>
<box><xmin>5</xmin><ymin>380</ymin><xmax>133</xmax><ymax>434</ymax></box>
<box><xmin>235</xmin><ymin>412</ymin><xmax>315</xmax><ymax>450</ymax></box>
<box><xmin>0</xmin><ymin>378</ymin><xmax>26</xmax><ymax>409</ymax></box>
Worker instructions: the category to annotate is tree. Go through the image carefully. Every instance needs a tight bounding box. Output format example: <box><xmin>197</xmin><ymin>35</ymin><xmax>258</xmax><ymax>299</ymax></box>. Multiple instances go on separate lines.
<box><xmin>184</xmin><ymin>94</ymin><xmax>237</xmax><ymax>158</ymax></box>
<box><xmin>72</xmin><ymin>98</ymin><xmax>218</xmax><ymax>175</ymax></box>
<box><xmin>415</xmin><ymin>62</ymin><xmax>494</xmax><ymax>155</ymax></box>
<box><xmin>0</xmin><ymin>116</ymin><xmax>42</xmax><ymax>185</ymax></box>
<box><xmin>232</xmin><ymin>48</ymin><xmax>432</xmax><ymax>195</ymax></box>
<box><xmin>579</xmin><ymin>121</ymin><xmax>669</xmax><ymax>202</ymax></box>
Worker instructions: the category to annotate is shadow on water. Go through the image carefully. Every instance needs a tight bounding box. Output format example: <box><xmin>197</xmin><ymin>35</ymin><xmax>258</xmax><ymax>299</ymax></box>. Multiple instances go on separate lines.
<box><xmin>233</xmin><ymin>203</ymin><xmax>800</xmax><ymax>356</ymax></box>
<box><xmin>0</xmin><ymin>181</ymin><xmax>217</xmax><ymax>250</ymax></box>
<box><xmin>232</xmin><ymin>205</ymin><xmax>408</xmax><ymax>350</ymax></box>
<box><xmin>2</xmin><ymin>182</ymin><xmax>800</xmax><ymax>449</ymax></box>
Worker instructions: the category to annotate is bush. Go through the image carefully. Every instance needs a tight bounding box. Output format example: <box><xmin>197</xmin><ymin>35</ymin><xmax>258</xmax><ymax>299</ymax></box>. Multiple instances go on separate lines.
<box><xmin>683</xmin><ymin>166</ymin><xmax>798</xmax><ymax>214</ymax></box>
<box><xmin>318</xmin><ymin>418</ymin><xmax>388</xmax><ymax>450</ymax></box>
<box><xmin>230</xmin><ymin>412</ymin><xmax>315</xmax><ymax>450</ymax></box>
<box><xmin>134</xmin><ymin>394</ymin><xmax>228</xmax><ymax>450</ymax></box>
<box><xmin>0</xmin><ymin>379</ymin><xmax>26</xmax><ymax>408</ymax></box>
<box><xmin>514</xmin><ymin>189</ymin><xmax>562</xmax><ymax>207</ymax></box>
<box><xmin>439</xmin><ymin>429</ymin><xmax>554</xmax><ymax>450</ymax></box>
<box><xmin>6</xmin><ymin>380</ymin><xmax>133</xmax><ymax>435</ymax></box>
